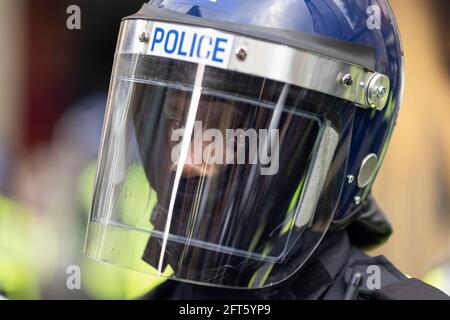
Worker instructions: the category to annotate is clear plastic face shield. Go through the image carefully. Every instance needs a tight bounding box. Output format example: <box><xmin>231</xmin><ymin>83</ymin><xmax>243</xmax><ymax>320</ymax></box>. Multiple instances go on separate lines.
<box><xmin>85</xmin><ymin>18</ymin><xmax>383</xmax><ymax>289</ymax></box>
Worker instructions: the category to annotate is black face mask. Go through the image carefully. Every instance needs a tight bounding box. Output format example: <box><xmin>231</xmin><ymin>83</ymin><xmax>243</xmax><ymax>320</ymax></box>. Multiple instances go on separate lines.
<box><xmin>135</xmin><ymin>92</ymin><xmax>263</xmax><ymax>280</ymax></box>
<box><xmin>141</xmin><ymin>166</ymin><xmax>259</xmax><ymax>279</ymax></box>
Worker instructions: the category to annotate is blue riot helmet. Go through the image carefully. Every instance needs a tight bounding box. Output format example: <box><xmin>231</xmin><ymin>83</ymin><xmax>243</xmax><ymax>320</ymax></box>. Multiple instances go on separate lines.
<box><xmin>85</xmin><ymin>0</ymin><xmax>404</xmax><ymax>289</ymax></box>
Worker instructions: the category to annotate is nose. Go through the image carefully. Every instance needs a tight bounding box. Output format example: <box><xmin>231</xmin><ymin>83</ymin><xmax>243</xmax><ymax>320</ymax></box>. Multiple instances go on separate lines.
<box><xmin>176</xmin><ymin>163</ymin><xmax>218</xmax><ymax>177</ymax></box>
<box><xmin>171</xmin><ymin>142</ymin><xmax>220</xmax><ymax>178</ymax></box>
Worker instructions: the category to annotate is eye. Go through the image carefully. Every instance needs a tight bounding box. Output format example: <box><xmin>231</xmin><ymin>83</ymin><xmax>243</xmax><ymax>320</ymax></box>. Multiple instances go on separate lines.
<box><xmin>169</xmin><ymin>118</ymin><xmax>184</xmax><ymax>131</ymax></box>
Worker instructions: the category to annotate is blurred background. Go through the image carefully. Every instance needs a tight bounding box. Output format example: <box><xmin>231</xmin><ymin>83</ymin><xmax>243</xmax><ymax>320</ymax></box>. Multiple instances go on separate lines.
<box><xmin>0</xmin><ymin>0</ymin><xmax>449</xmax><ymax>299</ymax></box>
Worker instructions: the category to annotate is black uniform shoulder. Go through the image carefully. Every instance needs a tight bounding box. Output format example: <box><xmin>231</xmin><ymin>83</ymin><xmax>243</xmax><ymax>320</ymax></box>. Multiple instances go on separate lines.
<box><xmin>323</xmin><ymin>246</ymin><xmax>449</xmax><ymax>300</ymax></box>
<box><xmin>326</xmin><ymin>196</ymin><xmax>449</xmax><ymax>300</ymax></box>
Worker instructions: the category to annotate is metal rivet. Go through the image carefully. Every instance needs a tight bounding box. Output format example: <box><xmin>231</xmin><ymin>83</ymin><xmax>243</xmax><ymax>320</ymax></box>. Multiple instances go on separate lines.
<box><xmin>354</xmin><ymin>196</ymin><xmax>362</xmax><ymax>206</ymax></box>
<box><xmin>358</xmin><ymin>154</ymin><xmax>379</xmax><ymax>188</ymax></box>
<box><xmin>374</xmin><ymin>85</ymin><xmax>388</xmax><ymax>99</ymax></box>
<box><xmin>341</xmin><ymin>74</ymin><xmax>353</xmax><ymax>87</ymax></box>
<box><xmin>235</xmin><ymin>47</ymin><xmax>248</xmax><ymax>61</ymax></box>
<box><xmin>367</xmin><ymin>73</ymin><xmax>390</xmax><ymax>110</ymax></box>
<box><xmin>139</xmin><ymin>32</ymin><xmax>149</xmax><ymax>43</ymax></box>
<box><xmin>347</xmin><ymin>175</ymin><xmax>355</xmax><ymax>184</ymax></box>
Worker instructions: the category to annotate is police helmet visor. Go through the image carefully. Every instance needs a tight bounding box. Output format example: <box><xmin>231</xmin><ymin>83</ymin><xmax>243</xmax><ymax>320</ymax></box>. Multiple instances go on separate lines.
<box><xmin>85</xmin><ymin>22</ymin><xmax>356</xmax><ymax>289</ymax></box>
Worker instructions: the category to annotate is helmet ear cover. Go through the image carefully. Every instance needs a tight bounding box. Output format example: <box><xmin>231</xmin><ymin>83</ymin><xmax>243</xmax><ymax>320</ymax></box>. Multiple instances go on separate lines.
<box><xmin>330</xmin><ymin>194</ymin><xmax>393</xmax><ymax>250</ymax></box>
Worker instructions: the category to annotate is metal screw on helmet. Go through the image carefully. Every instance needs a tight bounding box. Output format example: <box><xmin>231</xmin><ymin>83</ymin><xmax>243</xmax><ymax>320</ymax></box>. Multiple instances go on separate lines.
<box><xmin>235</xmin><ymin>47</ymin><xmax>248</xmax><ymax>61</ymax></box>
<box><xmin>354</xmin><ymin>196</ymin><xmax>362</xmax><ymax>206</ymax></box>
<box><xmin>374</xmin><ymin>85</ymin><xmax>387</xmax><ymax>99</ymax></box>
<box><xmin>367</xmin><ymin>73</ymin><xmax>390</xmax><ymax>110</ymax></box>
<box><xmin>139</xmin><ymin>32</ymin><xmax>149</xmax><ymax>43</ymax></box>
<box><xmin>347</xmin><ymin>175</ymin><xmax>355</xmax><ymax>184</ymax></box>
<box><xmin>341</xmin><ymin>74</ymin><xmax>353</xmax><ymax>87</ymax></box>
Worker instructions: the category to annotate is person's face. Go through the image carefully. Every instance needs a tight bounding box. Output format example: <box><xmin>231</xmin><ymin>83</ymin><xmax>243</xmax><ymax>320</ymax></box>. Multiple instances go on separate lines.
<box><xmin>144</xmin><ymin>89</ymin><xmax>251</xmax><ymax>261</ymax></box>
<box><xmin>162</xmin><ymin>90</ymin><xmax>247</xmax><ymax>178</ymax></box>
